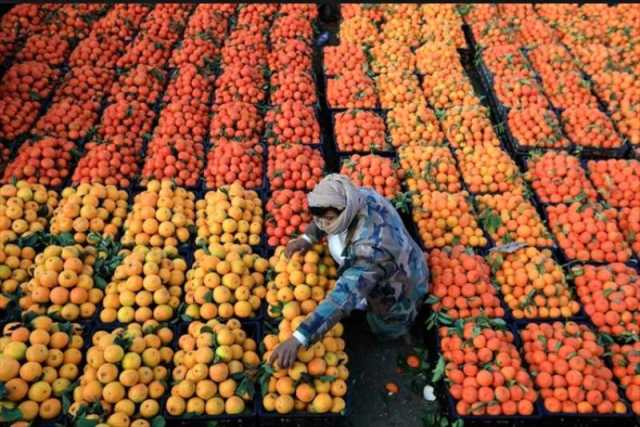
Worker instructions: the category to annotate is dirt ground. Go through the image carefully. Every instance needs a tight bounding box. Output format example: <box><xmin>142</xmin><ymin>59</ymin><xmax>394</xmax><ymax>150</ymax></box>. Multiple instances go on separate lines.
<box><xmin>340</xmin><ymin>311</ymin><xmax>430</xmax><ymax>427</ymax></box>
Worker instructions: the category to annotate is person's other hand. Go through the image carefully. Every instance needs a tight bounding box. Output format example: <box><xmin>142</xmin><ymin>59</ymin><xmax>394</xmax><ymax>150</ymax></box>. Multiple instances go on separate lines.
<box><xmin>269</xmin><ymin>336</ymin><xmax>302</xmax><ymax>369</ymax></box>
<box><xmin>285</xmin><ymin>237</ymin><xmax>312</xmax><ymax>259</ymax></box>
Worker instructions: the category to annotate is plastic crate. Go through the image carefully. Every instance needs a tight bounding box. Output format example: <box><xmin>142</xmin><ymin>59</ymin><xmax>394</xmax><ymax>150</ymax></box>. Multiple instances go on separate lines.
<box><xmin>436</xmin><ymin>323</ymin><xmax>543</xmax><ymax>424</ymax></box>
<box><xmin>256</xmin><ymin>377</ymin><xmax>351</xmax><ymax>427</ymax></box>
<box><xmin>514</xmin><ymin>320</ymin><xmax>635</xmax><ymax>425</ymax></box>
<box><xmin>162</xmin><ymin>321</ymin><xmax>261</xmax><ymax>426</ymax></box>
<box><xmin>330</xmin><ymin>109</ymin><xmax>395</xmax><ymax>156</ymax></box>
<box><xmin>323</xmin><ymin>73</ymin><xmax>383</xmax><ymax>112</ymax></box>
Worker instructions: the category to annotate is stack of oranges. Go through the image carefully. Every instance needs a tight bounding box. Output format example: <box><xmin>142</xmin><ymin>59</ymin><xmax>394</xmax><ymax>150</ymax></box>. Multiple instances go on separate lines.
<box><xmin>265</xmin><ymin>245</ymin><xmax>338</xmax><ymax>319</ymax></box>
<box><xmin>100</xmin><ymin>246</ymin><xmax>186</xmax><ymax>324</ymax></box>
<box><xmin>49</xmin><ymin>183</ymin><xmax>128</xmax><ymax>244</ymax></box>
<box><xmin>411</xmin><ymin>190</ymin><xmax>487</xmax><ymax>249</ymax></box>
<box><xmin>521</xmin><ymin>321</ymin><xmax>627</xmax><ymax>415</ymax></box>
<box><xmin>122</xmin><ymin>180</ymin><xmax>195</xmax><ymax>251</ymax></box>
<box><xmin>19</xmin><ymin>244</ymin><xmax>103</xmax><ymax>321</ymax></box>
<box><xmin>0</xmin><ymin>181</ymin><xmax>58</xmax><ymax>243</ymax></box>
<box><xmin>183</xmin><ymin>243</ymin><xmax>268</xmax><ymax>320</ymax></box>
<box><xmin>262</xmin><ymin>317</ymin><xmax>349</xmax><ymax>414</ymax></box>
<box><xmin>165</xmin><ymin>319</ymin><xmax>260</xmax><ymax>417</ymax></box>
<box><xmin>71</xmin><ymin>322</ymin><xmax>173</xmax><ymax>427</ymax></box>
<box><xmin>489</xmin><ymin>247</ymin><xmax>581</xmax><ymax>320</ymax></box>
<box><xmin>195</xmin><ymin>183</ymin><xmax>263</xmax><ymax>248</ymax></box>
<box><xmin>0</xmin><ymin>316</ymin><xmax>84</xmax><ymax>424</ymax></box>
<box><xmin>0</xmin><ymin>243</ymin><xmax>36</xmax><ymax>301</ymax></box>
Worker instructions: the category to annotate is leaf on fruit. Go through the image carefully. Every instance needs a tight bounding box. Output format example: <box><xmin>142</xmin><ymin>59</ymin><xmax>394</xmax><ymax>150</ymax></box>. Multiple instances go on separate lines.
<box><xmin>74</xmin><ymin>417</ymin><xmax>98</xmax><ymax>427</ymax></box>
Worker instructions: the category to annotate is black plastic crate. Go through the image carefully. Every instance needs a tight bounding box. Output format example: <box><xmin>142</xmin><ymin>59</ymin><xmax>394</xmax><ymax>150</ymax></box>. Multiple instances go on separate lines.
<box><xmin>162</xmin><ymin>321</ymin><xmax>261</xmax><ymax>426</ymax></box>
<box><xmin>541</xmin><ymin>202</ymin><xmax>637</xmax><ymax>267</ymax></box>
<box><xmin>323</xmin><ymin>74</ymin><xmax>383</xmax><ymax>112</ymax></box>
<box><xmin>435</xmin><ymin>322</ymin><xmax>543</xmax><ymax>424</ymax></box>
<box><xmin>330</xmin><ymin>109</ymin><xmax>395</xmax><ymax>156</ymax></box>
<box><xmin>264</xmin><ymin>139</ymin><xmax>328</xmax><ymax>195</ymax></box>
<box><xmin>509</xmin><ymin>304</ymin><xmax>588</xmax><ymax>328</ymax></box>
<box><xmin>447</xmin><ymin>391</ymin><xmax>544</xmax><ymax>425</ymax></box>
<box><xmin>515</xmin><ymin>320</ymin><xmax>635</xmax><ymax>425</ymax></box>
<box><xmin>572</xmin><ymin>142</ymin><xmax>630</xmax><ymax>160</ymax></box>
<box><xmin>256</xmin><ymin>378</ymin><xmax>351</xmax><ymax>427</ymax></box>
<box><xmin>256</xmin><ymin>407</ymin><xmax>344</xmax><ymax>427</ymax></box>
<box><xmin>498</xmin><ymin>109</ymin><xmax>573</xmax><ymax>157</ymax></box>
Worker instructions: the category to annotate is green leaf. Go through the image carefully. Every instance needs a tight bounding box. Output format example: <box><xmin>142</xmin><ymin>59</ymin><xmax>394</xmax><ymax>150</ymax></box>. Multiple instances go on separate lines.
<box><xmin>424</xmin><ymin>295</ymin><xmax>439</xmax><ymax>305</ymax></box>
<box><xmin>319</xmin><ymin>375</ymin><xmax>336</xmax><ymax>382</ymax></box>
<box><xmin>29</xmin><ymin>90</ymin><xmax>42</xmax><ymax>101</ymax></box>
<box><xmin>114</xmin><ymin>334</ymin><xmax>132</xmax><ymax>351</ymax></box>
<box><xmin>149</xmin><ymin>68</ymin><xmax>165</xmax><ymax>83</ymax></box>
<box><xmin>75</xmin><ymin>417</ymin><xmax>99</xmax><ymax>427</ymax></box>
<box><xmin>22</xmin><ymin>310</ymin><xmax>40</xmax><ymax>326</ymax></box>
<box><xmin>56</xmin><ymin>232</ymin><xmax>76</xmax><ymax>246</ymax></box>
<box><xmin>431</xmin><ymin>355</ymin><xmax>445</xmax><ymax>383</ymax></box>
<box><xmin>0</xmin><ymin>407</ymin><xmax>22</xmax><ymax>423</ymax></box>
<box><xmin>151</xmin><ymin>415</ymin><xmax>166</xmax><ymax>427</ymax></box>
<box><xmin>488</xmin><ymin>254</ymin><xmax>506</xmax><ymax>276</ymax></box>
<box><xmin>236</xmin><ymin>375</ymin><xmax>255</xmax><ymax>401</ymax></box>
<box><xmin>94</xmin><ymin>275</ymin><xmax>107</xmax><ymax>290</ymax></box>
<box><xmin>479</xmin><ymin>207</ymin><xmax>502</xmax><ymax>235</ymax></box>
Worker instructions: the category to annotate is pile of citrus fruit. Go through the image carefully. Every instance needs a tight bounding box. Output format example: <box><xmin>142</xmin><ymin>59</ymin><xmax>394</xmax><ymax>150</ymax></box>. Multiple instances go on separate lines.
<box><xmin>0</xmin><ymin>316</ymin><xmax>84</xmax><ymax>423</ymax></box>
<box><xmin>100</xmin><ymin>246</ymin><xmax>186</xmax><ymax>325</ymax></box>
<box><xmin>261</xmin><ymin>317</ymin><xmax>349</xmax><ymax>414</ymax></box>
<box><xmin>71</xmin><ymin>322</ymin><xmax>174</xmax><ymax>426</ymax></box>
<box><xmin>195</xmin><ymin>184</ymin><xmax>263</xmax><ymax>248</ymax></box>
<box><xmin>18</xmin><ymin>244</ymin><xmax>103</xmax><ymax>321</ymax></box>
<box><xmin>183</xmin><ymin>244</ymin><xmax>268</xmax><ymax>321</ymax></box>
<box><xmin>122</xmin><ymin>180</ymin><xmax>195</xmax><ymax>251</ymax></box>
<box><xmin>265</xmin><ymin>245</ymin><xmax>338</xmax><ymax>319</ymax></box>
<box><xmin>3</xmin><ymin>3</ymin><xmax>640</xmax><ymax>425</ymax></box>
<box><xmin>165</xmin><ymin>319</ymin><xmax>259</xmax><ymax>417</ymax></box>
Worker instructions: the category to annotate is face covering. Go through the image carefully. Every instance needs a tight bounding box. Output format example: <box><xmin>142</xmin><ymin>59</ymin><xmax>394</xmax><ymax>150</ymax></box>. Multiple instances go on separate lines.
<box><xmin>314</xmin><ymin>216</ymin><xmax>337</xmax><ymax>234</ymax></box>
<box><xmin>308</xmin><ymin>174</ymin><xmax>364</xmax><ymax>236</ymax></box>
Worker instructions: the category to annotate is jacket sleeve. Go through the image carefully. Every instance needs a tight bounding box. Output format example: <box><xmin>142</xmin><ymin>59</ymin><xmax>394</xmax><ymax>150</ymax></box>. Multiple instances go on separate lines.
<box><xmin>302</xmin><ymin>221</ymin><xmax>325</xmax><ymax>243</ymax></box>
<box><xmin>294</xmin><ymin>243</ymin><xmax>393</xmax><ymax>345</ymax></box>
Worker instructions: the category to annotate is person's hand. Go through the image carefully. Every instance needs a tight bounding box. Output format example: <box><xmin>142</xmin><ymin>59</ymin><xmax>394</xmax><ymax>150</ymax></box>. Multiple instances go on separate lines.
<box><xmin>269</xmin><ymin>336</ymin><xmax>302</xmax><ymax>369</ymax></box>
<box><xmin>285</xmin><ymin>237</ymin><xmax>312</xmax><ymax>259</ymax></box>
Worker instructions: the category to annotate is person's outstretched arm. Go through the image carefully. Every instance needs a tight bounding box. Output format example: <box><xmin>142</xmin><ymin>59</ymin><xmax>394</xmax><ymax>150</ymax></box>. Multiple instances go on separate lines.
<box><xmin>271</xmin><ymin>242</ymin><xmax>393</xmax><ymax>368</ymax></box>
<box><xmin>294</xmin><ymin>243</ymin><xmax>393</xmax><ymax>345</ymax></box>
<box><xmin>286</xmin><ymin>222</ymin><xmax>326</xmax><ymax>258</ymax></box>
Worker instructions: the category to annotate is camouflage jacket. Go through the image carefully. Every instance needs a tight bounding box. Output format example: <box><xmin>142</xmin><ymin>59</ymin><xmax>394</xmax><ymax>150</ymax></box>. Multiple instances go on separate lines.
<box><xmin>296</xmin><ymin>188</ymin><xmax>429</xmax><ymax>345</ymax></box>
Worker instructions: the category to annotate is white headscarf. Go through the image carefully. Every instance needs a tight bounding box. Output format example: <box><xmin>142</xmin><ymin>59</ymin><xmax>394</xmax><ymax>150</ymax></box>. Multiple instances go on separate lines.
<box><xmin>307</xmin><ymin>174</ymin><xmax>364</xmax><ymax>235</ymax></box>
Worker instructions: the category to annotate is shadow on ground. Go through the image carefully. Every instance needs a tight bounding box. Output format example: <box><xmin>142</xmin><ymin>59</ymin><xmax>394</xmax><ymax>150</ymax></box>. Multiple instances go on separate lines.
<box><xmin>341</xmin><ymin>311</ymin><xmax>429</xmax><ymax>427</ymax></box>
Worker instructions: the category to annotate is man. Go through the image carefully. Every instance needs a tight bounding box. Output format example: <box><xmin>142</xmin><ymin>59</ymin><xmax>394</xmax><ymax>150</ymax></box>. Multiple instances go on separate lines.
<box><xmin>270</xmin><ymin>174</ymin><xmax>429</xmax><ymax>368</ymax></box>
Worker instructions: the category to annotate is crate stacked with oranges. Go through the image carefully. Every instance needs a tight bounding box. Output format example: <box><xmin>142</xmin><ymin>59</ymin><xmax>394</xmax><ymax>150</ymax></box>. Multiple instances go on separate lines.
<box><xmin>18</xmin><ymin>244</ymin><xmax>103</xmax><ymax>322</ymax></box>
<box><xmin>263</xmin><ymin>5</ymin><xmax>326</xmax><ymax>249</ymax></box>
<box><xmin>0</xmin><ymin>316</ymin><xmax>85</xmax><ymax>425</ymax></box>
<box><xmin>183</xmin><ymin>244</ymin><xmax>269</xmax><ymax>321</ymax></box>
<box><xmin>260</xmin><ymin>317</ymin><xmax>349</xmax><ymax>414</ymax></box>
<box><xmin>165</xmin><ymin>319</ymin><xmax>260</xmax><ymax>417</ymax></box>
<box><xmin>121</xmin><ymin>180</ymin><xmax>195</xmax><ymax>251</ymax></box>
<box><xmin>70</xmin><ymin>322</ymin><xmax>174</xmax><ymax>426</ymax></box>
<box><xmin>99</xmin><ymin>246</ymin><xmax>186</xmax><ymax>325</ymax></box>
